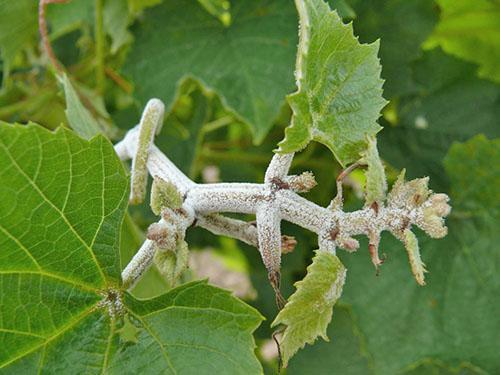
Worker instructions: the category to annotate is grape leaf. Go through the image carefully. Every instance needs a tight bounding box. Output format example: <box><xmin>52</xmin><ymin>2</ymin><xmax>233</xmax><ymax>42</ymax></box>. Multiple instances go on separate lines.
<box><xmin>425</xmin><ymin>0</ymin><xmax>500</xmax><ymax>84</ymax></box>
<box><xmin>277</xmin><ymin>0</ymin><xmax>387</xmax><ymax>167</ymax></box>
<box><xmin>110</xmin><ymin>281</ymin><xmax>264</xmax><ymax>374</ymax></box>
<box><xmin>443</xmin><ymin>134</ymin><xmax>500</xmax><ymax>215</ymax></box>
<box><xmin>104</xmin><ymin>0</ymin><xmax>133</xmax><ymax>54</ymax></box>
<box><xmin>272</xmin><ymin>250</ymin><xmax>346</xmax><ymax>366</ymax></box>
<box><xmin>0</xmin><ymin>123</ymin><xmax>264</xmax><ymax>373</ymax></box>
<box><xmin>59</xmin><ymin>74</ymin><xmax>103</xmax><ymax>139</ymax></box>
<box><xmin>46</xmin><ymin>0</ymin><xmax>94</xmax><ymax>40</ymax></box>
<box><xmin>0</xmin><ymin>122</ymin><xmax>128</xmax><ymax>370</ymax></box>
<box><xmin>124</xmin><ymin>0</ymin><xmax>297</xmax><ymax>143</ymax></box>
<box><xmin>286</xmin><ymin>306</ymin><xmax>371</xmax><ymax>374</ymax></box>
<box><xmin>379</xmin><ymin>49</ymin><xmax>500</xmax><ymax>191</ymax></box>
<box><xmin>340</xmin><ymin>135</ymin><xmax>500</xmax><ymax>374</ymax></box>
<box><xmin>349</xmin><ymin>0</ymin><xmax>438</xmax><ymax>98</ymax></box>
<box><xmin>0</xmin><ymin>0</ymin><xmax>37</xmax><ymax>80</ymax></box>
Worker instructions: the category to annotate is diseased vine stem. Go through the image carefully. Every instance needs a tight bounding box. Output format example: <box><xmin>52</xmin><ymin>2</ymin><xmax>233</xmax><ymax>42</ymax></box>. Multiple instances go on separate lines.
<box><xmin>115</xmin><ymin>101</ymin><xmax>450</xmax><ymax>290</ymax></box>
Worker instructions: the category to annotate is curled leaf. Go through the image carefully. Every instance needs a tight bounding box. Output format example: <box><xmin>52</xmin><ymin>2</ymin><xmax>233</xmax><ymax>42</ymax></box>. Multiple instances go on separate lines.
<box><xmin>403</xmin><ymin>229</ymin><xmax>427</xmax><ymax>286</ymax></box>
<box><xmin>271</xmin><ymin>250</ymin><xmax>347</xmax><ymax>366</ymax></box>
<box><xmin>362</xmin><ymin>136</ymin><xmax>387</xmax><ymax>206</ymax></box>
<box><xmin>150</xmin><ymin>176</ymin><xmax>183</xmax><ymax>215</ymax></box>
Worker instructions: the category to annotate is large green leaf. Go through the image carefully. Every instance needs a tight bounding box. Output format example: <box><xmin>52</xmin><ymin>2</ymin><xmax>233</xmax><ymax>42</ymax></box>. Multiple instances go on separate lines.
<box><xmin>425</xmin><ymin>0</ymin><xmax>500</xmax><ymax>84</ymax></box>
<box><xmin>0</xmin><ymin>123</ymin><xmax>128</xmax><ymax>370</ymax></box>
<box><xmin>0</xmin><ymin>123</ymin><xmax>264</xmax><ymax>373</ymax></box>
<box><xmin>278</xmin><ymin>0</ymin><xmax>387</xmax><ymax>166</ymax></box>
<box><xmin>124</xmin><ymin>0</ymin><xmax>298</xmax><ymax>143</ymax></box>
<box><xmin>339</xmin><ymin>135</ymin><xmax>500</xmax><ymax>374</ymax></box>
<box><xmin>110</xmin><ymin>281</ymin><xmax>264</xmax><ymax>374</ymax></box>
<box><xmin>272</xmin><ymin>250</ymin><xmax>346</xmax><ymax>366</ymax></box>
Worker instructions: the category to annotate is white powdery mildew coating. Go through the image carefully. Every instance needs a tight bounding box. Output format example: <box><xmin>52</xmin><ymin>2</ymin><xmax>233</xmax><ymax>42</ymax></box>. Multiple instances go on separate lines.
<box><xmin>121</xmin><ymin>239</ymin><xmax>156</xmax><ymax>289</ymax></box>
<box><xmin>256</xmin><ymin>203</ymin><xmax>282</xmax><ymax>272</ymax></box>
<box><xmin>324</xmin><ymin>267</ymin><xmax>347</xmax><ymax>303</ymax></box>
<box><xmin>130</xmin><ymin>99</ymin><xmax>165</xmax><ymax>204</ymax></box>
<box><xmin>196</xmin><ymin>214</ymin><xmax>259</xmax><ymax>248</ymax></box>
<box><xmin>265</xmin><ymin>153</ymin><xmax>294</xmax><ymax>182</ymax></box>
<box><xmin>186</xmin><ymin>184</ymin><xmax>266</xmax><ymax>214</ymax></box>
<box><xmin>97</xmin><ymin>288</ymin><xmax>124</xmax><ymax>318</ymax></box>
<box><xmin>115</xmin><ymin>100</ymin><xmax>450</xmax><ymax>288</ymax></box>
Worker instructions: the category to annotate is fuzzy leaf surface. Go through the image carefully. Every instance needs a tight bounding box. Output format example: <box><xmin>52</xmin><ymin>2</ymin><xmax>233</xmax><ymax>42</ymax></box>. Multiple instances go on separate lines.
<box><xmin>278</xmin><ymin>0</ymin><xmax>386</xmax><ymax>166</ymax></box>
<box><xmin>272</xmin><ymin>250</ymin><xmax>346</xmax><ymax>366</ymax></box>
<box><xmin>124</xmin><ymin>0</ymin><xmax>297</xmax><ymax>143</ymax></box>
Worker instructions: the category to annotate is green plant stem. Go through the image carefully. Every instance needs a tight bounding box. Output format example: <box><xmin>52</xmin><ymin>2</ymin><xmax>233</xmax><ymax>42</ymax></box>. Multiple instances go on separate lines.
<box><xmin>188</xmin><ymin>116</ymin><xmax>234</xmax><ymax>179</ymax></box>
<box><xmin>95</xmin><ymin>0</ymin><xmax>105</xmax><ymax>94</ymax></box>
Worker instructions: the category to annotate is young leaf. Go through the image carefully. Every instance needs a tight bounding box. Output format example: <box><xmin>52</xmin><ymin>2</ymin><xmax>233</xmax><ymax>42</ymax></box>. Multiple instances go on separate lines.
<box><xmin>124</xmin><ymin>0</ymin><xmax>297</xmax><ymax>143</ymax></box>
<box><xmin>272</xmin><ymin>250</ymin><xmax>347</xmax><ymax>366</ymax></box>
<box><xmin>403</xmin><ymin>229</ymin><xmax>427</xmax><ymax>286</ymax></box>
<box><xmin>58</xmin><ymin>74</ymin><xmax>103</xmax><ymax>139</ymax></box>
<box><xmin>103</xmin><ymin>0</ymin><xmax>133</xmax><ymax>54</ymax></box>
<box><xmin>362</xmin><ymin>136</ymin><xmax>387</xmax><ymax>206</ymax></box>
<box><xmin>424</xmin><ymin>0</ymin><xmax>500</xmax><ymax>84</ymax></box>
<box><xmin>278</xmin><ymin>0</ymin><xmax>387</xmax><ymax>166</ymax></box>
<box><xmin>0</xmin><ymin>123</ymin><xmax>264</xmax><ymax>373</ymax></box>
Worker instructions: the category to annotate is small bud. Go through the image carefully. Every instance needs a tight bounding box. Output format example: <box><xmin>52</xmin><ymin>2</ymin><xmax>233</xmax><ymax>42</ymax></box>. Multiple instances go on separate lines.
<box><xmin>281</xmin><ymin>235</ymin><xmax>297</xmax><ymax>254</ymax></box>
<box><xmin>286</xmin><ymin>171</ymin><xmax>317</xmax><ymax>193</ymax></box>
<box><xmin>339</xmin><ymin>236</ymin><xmax>359</xmax><ymax>252</ymax></box>
<box><xmin>388</xmin><ymin>171</ymin><xmax>430</xmax><ymax>210</ymax></box>
<box><xmin>362</xmin><ymin>136</ymin><xmax>387</xmax><ymax>206</ymax></box>
<box><xmin>150</xmin><ymin>176</ymin><xmax>183</xmax><ymax>215</ymax></box>
<box><xmin>147</xmin><ymin>222</ymin><xmax>176</xmax><ymax>251</ymax></box>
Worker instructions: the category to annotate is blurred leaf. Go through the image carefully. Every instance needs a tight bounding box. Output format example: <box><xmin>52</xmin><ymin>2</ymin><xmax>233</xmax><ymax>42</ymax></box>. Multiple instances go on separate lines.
<box><xmin>0</xmin><ymin>0</ymin><xmax>37</xmax><ymax>80</ymax></box>
<box><xmin>350</xmin><ymin>0</ymin><xmax>438</xmax><ymax>98</ymax></box>
<box><xmin>124</xmin><ymin>0</ymin><xmax>297</xmax><ymax>143</ymax></box>
<box><xmin>272</xmin><ymin>250</ymin><xmax>346</xmax><ymax>366</ymax></box>
<box><xmin>425</xmin><ymin>0</ymin><xmax>500</xmax><ymax>84</ymax></box>
<box><xmin>157</xmin><ymin>85</ymin><xmax>210</xmax><ymax>175</ymax></box>
<box><xmin>379</xmin><ymin>49</ymin><xmax>500</xmax><ymax>191</ymax></box>
<box><xmin>47</xmin><ymin>0</ymin><xmax>94</xmax><ymax>39</ymax></box>
<box><xmin>287</xmin><ymin>306</ymin><xmax>371</xmax><ymax>374</ymax></box>
<box><xmin>329</xmin><ymin>0</ymin><xmax>356</xmax><ymax>20</ymax></box>
<box><xmin>104</xmin><ymin>0</ymin><xmax>133</xmax><ymax>54</ymax></box>
<box><xmin>197</xmin><ymin>0</ymin><xmax>231</xmax><ymax>26</ymax></box>
<box><xmin>278</xmin><ymin>0</ymin><xmax>386</xmax><ymax>166</ymax></box>
<box><xmin>59</xmin><ymin>74</ymin><xmax>103</xmax><ymax>139</ymax></box>
<box><xmin>128</xmin><ymin>0</ymin><xmax>162</xmax><ymax>14</ymax></box>
<box><xmin>444</xmin><ymin>135</ymin><xmax>500</xmax><ymax>217</ymax></box>
<box><xmin>340</xmin><ymin>135</ymin><xmax>500</xmax><ymax>374</ymax></box>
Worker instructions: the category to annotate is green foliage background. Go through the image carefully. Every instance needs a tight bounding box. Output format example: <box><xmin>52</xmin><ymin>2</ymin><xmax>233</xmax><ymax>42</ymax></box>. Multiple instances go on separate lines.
<box><xmin>0</xmin><ymin>0</ymin><xmax>499</xmax><ymax>374</ymax></box>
